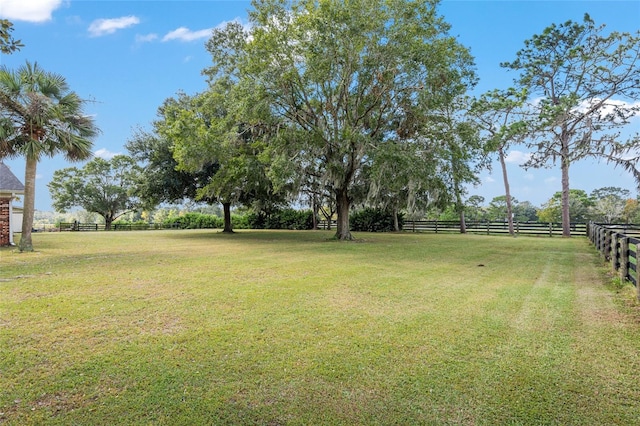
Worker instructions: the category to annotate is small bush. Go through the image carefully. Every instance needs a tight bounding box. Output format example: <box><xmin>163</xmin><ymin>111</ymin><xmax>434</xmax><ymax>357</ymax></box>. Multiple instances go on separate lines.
<box><xmin>350</xmin><ymin>208</ymin><xmax>403</xmax><ymax>232</ymax></box>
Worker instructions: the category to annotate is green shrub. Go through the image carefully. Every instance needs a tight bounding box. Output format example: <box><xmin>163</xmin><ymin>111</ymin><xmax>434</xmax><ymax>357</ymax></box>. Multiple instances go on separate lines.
<box><xmin>162</xmin><ymin>213</ymin><xmax>223</xmax><ymax>229</ymax></box>
<box><xmin>111</xmin><ymin>220</ymin><xmax>151</xmax><ymax>231</ymax></box>
<box><xmin>243</xmin><ymin>209</ymin><xmax>314</xmax><ymax>230</ymax></box>
<box><xmin>350</xmin><ymin>208</ymin><xmax>403</xmax><ymax>232</ymax></box>
<box><xmin>232</xmin><ymin>213</ymin><xmax>252</xmax><ymax>229</ymax></box>
<box><xmin>243</xmin><ymin>211</ymin><xmax>265</xmax><ymax>229</ymax></box>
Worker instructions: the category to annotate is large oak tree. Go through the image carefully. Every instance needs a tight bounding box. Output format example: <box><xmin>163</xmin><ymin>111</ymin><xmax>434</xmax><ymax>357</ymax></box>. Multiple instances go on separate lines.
<box><xmin>48</xmin><ymin>155</ymin><xmax>143</xmax><ymax>230</ymax></box>
<box><xmin>205</xmin><ymin>0</ymin><xmax>475</xmax><ymax>240</ymax></box>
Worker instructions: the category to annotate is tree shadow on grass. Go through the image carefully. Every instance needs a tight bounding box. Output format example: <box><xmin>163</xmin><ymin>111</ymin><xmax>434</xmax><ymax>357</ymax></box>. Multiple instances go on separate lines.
<box><xmin>166</xmin><ymin>229</ymin><xmax>342</xmax><ymax>244</ymax></box>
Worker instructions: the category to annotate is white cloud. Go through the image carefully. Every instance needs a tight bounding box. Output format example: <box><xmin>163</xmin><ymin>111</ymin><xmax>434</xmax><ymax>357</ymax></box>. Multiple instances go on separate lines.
<box><xmin>135</xmin><ymin>33</ymin><xmax>158</xmax><ymax>43</ymax></box>
<box><xmin>523</xmin><ymin>173</ymin><xmax>534</xmax><ymax>181</ymax></box>
<box><xmin>505</xmin><ymin>150</ymin><xmax>532</xmax><ymax>165</ymax></box>
<box><xmin>94</xmin><ymin>148</ymin><xmax>120</xmax><ymax>159</ymax></box>
<box><xmin>0</xmin><ymin>0</ymin><xmax>62</xmax><ymax>23</ymax></box>
<box><xmin>88</xmin><ymin>16</ymin><xmax>140</xmax><ymax>37</ymax></box>
<box><xmin>162</xmin><ymin>27</ymin><xmax>212</xmax><ymax>42</ymax></box>
<box><xmin>544</xmin><ymin>177</ymin><xmax>557</xmax><ymax>184</ymax></box>
<box><xmin>484</xmin><ymin>176</ymin><xmax>496</xmax><ymax>184</ymax></box>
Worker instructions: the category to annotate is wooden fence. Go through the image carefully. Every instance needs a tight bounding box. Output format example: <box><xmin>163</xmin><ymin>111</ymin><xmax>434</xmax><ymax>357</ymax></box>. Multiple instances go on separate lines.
<box><xmin>319</xmin><ymin>220</ymin><xmax>586</xmax><ymax>236</ymax></box>
<box><xmin>61</xmin><ymin>219</ymin><xmax>587</xmax><ymax>237</ymax></box>
<box><xmin>58</xmin><ymin>222</ymin><xmax>174</xmax><ymax>231</ymax></box>
<box><xmin>58</xmin><ymin>222</ymin><xmax>99</xmax><ymax>232</ymax></box>
<box><xmin>403</xmin><ymin>220</ymin><xmax>587</xmax><ymax>236</ymax></box>
<box><xmin>588</xmin><ymin>222</ymin><xmax>640</xmax><ymax>300</ymax></box>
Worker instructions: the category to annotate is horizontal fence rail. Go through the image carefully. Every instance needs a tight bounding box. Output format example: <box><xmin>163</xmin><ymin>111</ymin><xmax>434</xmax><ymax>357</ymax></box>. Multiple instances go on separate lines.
<box><xmin>589</xmin><ymin>222</ymin><xmax>640</xmax><ymax>300</ymax></box>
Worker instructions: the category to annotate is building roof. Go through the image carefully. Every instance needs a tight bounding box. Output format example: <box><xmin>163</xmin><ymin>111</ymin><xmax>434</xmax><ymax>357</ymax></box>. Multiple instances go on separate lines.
<box><xmin>0</xmin><ymin>162</ymin><xmax>25</xmax><ymax>194</ymax></box>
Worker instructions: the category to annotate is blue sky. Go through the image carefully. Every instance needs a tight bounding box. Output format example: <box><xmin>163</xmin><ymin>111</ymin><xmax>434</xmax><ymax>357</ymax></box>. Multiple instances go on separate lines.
<box><xmin>1</xmin><ymin>0</ymin><xmax>639</xmax><ymax>212</ymax></box>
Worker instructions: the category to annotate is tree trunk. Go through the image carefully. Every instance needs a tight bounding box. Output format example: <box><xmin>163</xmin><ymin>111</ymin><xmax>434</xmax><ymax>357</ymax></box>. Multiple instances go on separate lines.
<box><xmin>104</xmin><ymin>214</ymin><xmax>114</xmax><ymax>231</ymax></box>
<box><xmin>312</xmin><ymin>196</ymin><xmax>318</xmax><ymax>230</ymax></box>
<box><xmin>499</xmin><ymin>148</ymin><xmax>515</xmax><ymax>236</ymax></box>
<box><xmin>561</xmin><ymin>158</ymin><xmax>571</xmax><ymax>237</ymax></box>
<box><xmin>18</xmin><ymin>156</ymin><xmax>36</xmax><ymax>252</ymax></box>
<box><xmin>560</xmin><ymin>134</ymin><xmax>571</xmax><ymax>237</ymax></box>
<box><xmin>459</xmin><ymin>209</ymin><xmax>467</xmax><ymax>234</ymax></box>
<box><xmin>222</xmin><ymin>202</ymin><xmax>234</xmax><ymax>233</ymax></box>
<box><xmin>454</xmin><ymin>181</ymin><xmax>466</xmax><ymax>234</ymax></box>
<box><xmin>393</xmin><ymin>206</ymin><xmax>400</xmax><ymax>232</ymax></box>
<box><xmin>320</xmin><ymin>205</ymin><xmax>333</xmax><ymax>230</ymax></box>
<box><xmin>334</xmin><ymin>188</ymin><xmax>353</xmax><ymax>240</ymax></box>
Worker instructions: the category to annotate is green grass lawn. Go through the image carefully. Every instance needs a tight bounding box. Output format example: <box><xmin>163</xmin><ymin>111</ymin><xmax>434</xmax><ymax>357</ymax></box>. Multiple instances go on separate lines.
<box><xmin>1</xmin><ymin>230</ymin><xmax>639</xmax><ymax>425</ymax></box>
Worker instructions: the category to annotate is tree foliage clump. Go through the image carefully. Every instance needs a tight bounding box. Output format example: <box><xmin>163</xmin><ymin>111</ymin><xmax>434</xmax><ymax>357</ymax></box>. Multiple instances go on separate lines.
<box><xmin>0</xmin><ymin>19</ymin><xmax>22</xmax><ymax>54</ymax></box>
<box><xmin>588</xmin><ymin>186</ymin><xmax>630</xmax><ymax>224</ymax></box>
<box><xmin>126</xmin><ymin>122</ymin><xmax>219</xmax><ymax>210</ymax></box>
<box><xmin>537</xmin><ymin>190</ymin><xmax>593</xmax><ymax>224</ymax></box>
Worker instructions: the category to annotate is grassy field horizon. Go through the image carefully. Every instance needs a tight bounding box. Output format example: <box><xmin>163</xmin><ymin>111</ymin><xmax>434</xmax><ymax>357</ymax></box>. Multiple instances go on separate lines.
<box><xmin>1</xmin><ymin>230</ymin><xmax>639</xmax><ymax>425</ymax></box>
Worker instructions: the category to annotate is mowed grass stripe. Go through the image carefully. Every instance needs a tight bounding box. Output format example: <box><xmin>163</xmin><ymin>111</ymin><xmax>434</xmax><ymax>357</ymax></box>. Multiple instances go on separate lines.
<box><xmin>1</xmin><ymin>230</ymin><xmax>639</xmax><ymax>425</ymax></box>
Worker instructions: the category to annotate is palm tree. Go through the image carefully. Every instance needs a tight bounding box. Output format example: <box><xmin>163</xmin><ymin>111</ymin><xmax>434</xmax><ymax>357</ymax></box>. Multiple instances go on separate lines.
<box><xmin>0</xmin><ymin>61</ymin><xmax>98</xmax><ymax>251</ymax></box>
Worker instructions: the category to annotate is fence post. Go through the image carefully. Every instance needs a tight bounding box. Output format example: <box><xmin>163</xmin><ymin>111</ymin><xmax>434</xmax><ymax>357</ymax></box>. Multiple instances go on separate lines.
<box><xmin>636</xmin><ymin>248</ymin><xmax>640</xmax><ymax>301</ymax></box>
<box><xmin>597</xmin><ymin>227</ymin><xmax>604</xmax><ymax>253</ymax></box>
<box><xmin>549</xmin><ymin>222</ymin><xmax>553</xmax><ymax>237</ymax></box>
<box><xmin>611</xmin><ymin>232</ymin><xmax>619</xmax><ymax>273</ymax></box>
<box><xmin>620</xmin><ymin>236</ymin><xmax>629</xmax><ymax>283</ymax></box>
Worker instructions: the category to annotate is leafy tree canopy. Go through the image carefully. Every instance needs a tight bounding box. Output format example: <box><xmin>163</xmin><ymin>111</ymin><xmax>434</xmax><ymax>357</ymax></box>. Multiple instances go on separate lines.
<box><xmin>588</xmin><ymin>186</ymin><xmax>631</xmax><ymax>223</ymax></box>
<box><xmin>48</xmin><ymin>155</ymin><xmax>143</xmax><ymax>230</ymax></box>
<box><xmin>126</xmin><ymin>121</ymin><xmax>219</xmax><ymax>210</ymax></box>
<box><xmin>0</xmin><ymin>19</ymin><xmax>23</xmax><ymax>54</ymax></box>
<box><xmin>537</xmin><ymin>189</ymin><xmax>592</xmax><ymax>223</ymax></box>
<box><xmin>158</xmin><ymin>81</ymin><xmax>283</xmax><ymax>233</ymax></box>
